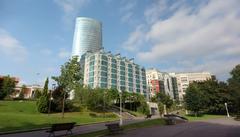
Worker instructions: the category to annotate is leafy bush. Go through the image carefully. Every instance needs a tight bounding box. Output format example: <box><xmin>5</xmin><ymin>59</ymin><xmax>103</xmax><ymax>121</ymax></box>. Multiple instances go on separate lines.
<box><xmin>158</xmin><ymin>102</ymin><xmax>164</xmax><ymax>116</ymax></box>
<box><xmin>36</xmin><ymin>96</ymin><xmax>49</xmax><ymax>113</ymax></box>
<box><xmin>89</xmin><ymin>112</ymin><xmax>97</xmax><ymax>117</ymax></box>
<box><xmin>33</xmin><ymin>89</ymin><xmax>42</xmax><ymax>99</ymax></box>
<box><xmin>89</xmin><ymin>112</ymin><xmax>117</xmax><ymax>118</ymax></box>
<box><xmin>137</xmin><ymin>102</ymin><xmax>150</xmax><ymax>115</ymax></box>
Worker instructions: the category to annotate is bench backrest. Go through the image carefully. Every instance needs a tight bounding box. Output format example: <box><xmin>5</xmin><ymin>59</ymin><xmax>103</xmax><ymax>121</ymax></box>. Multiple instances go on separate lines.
<box><xmin>51</xmin><ymin>122</ymin><xmax>76</xmax><ymax>131</ymax></box>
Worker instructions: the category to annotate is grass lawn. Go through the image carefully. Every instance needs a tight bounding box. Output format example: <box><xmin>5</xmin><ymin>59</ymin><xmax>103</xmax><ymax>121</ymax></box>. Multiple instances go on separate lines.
<box><xmin>185</xmin><ymin>114</ymin><xmax>226</xmax><ymax>121</ymax></box>
<box><xmin>74</xmin><ymin>118</ymin><xmax>166</xmax><ymax>137</ymax></box>
<box><xmin>123</xmin><ymin>108</ymin><xmax>145</xmax><ymax>117</ymax></box>
<box><xmin>0</xmin><ymin>101</ymin><xmax>118</xmax><ymax>132</ymax></box>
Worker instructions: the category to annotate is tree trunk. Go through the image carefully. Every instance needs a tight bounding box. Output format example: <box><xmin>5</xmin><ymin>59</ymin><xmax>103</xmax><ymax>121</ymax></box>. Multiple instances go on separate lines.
<box><xmin>62</xmin><ymin>92</ymin><xmax>66</xmax><ymax>118</ymax></box>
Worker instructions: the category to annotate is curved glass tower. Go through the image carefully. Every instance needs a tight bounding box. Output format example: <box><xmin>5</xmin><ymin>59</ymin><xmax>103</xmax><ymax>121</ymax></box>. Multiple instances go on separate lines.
<box><xmin>72</xmin><ymin>17</ymin><xmax>102</xmax><ymax>58</ymax></box>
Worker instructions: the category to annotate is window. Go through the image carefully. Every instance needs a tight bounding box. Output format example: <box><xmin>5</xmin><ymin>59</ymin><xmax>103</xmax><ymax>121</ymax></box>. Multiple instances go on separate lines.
<box><xmin>120</xmin><ymin>61</ymin><xmax>125</xmax><ymax>66</ymax></box>
<box><xmin>120</xmin><ymin>76</ymin><xmax>125</xmax><ymax>81</ymax></box>
<box><xmin>101</xmin><ymin>72</ymin><xmax>107</xmax><ymax>77</ymax></box>
<box><xmin>111</xmin><ymin>74</ymin><xmax>117</xmax><ymax>79</ymax></box>
<box><xmin>101</xmin><ymin>61</ymin><xmax>108</xmax><ymax>66</ymax></box>
<box><xmin>112</xmin><ymin>58</ymin><xmax>117</xmax><ymax>64</ymax></box>
<box><xmin>101</xmin><ymin>77</ymin><xmax>107</xmax><ymax>82</ymax></box>
<box><xmin>111</xmin><ymin>79</ymin><xmax>117</xmax><ymax>84</ymax></box>
<box><xmin>120</xmin><ymin>71</ymin><xmax>125</xmax><ymax>75</ymax></box>
<box><xmin>101</xmin><ymin>55</ymin><xmax>108</xmax><ymax>61</ymax></box>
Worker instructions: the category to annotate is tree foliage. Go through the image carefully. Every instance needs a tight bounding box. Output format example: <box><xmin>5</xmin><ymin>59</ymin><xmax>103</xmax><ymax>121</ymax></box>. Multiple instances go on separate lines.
<box><xmin>0</xmin><ymin>75</ymin><xmax>16</xmax><ymax>99</ymax></box>
<box><xmin>52</xmin><ymin>56</ymin><xmax>83</xmax><ymax>117</ymax></box>
<box><xmin>184</xmin><ymin>83</ymin><xmax>206</xmax><ymax>116</ymax></box>
<box><xmin>228</xmin><ymin>64</ymin><xmax>240</xmax><ymax>113</ymax></box>
<box><xmin>33</xmin><ymin>89</ymin><xmax>42</xmax><ymax>99</ymax></box>
<box><xmin>184</xmin><ymin>72</ymin><xmax>239</xmax><ymax>115</ymax></box>
<box><xmin>36</xmin><ymin>78</ymin><xmax>49</xmax><ymax>113</ymax></box>
<box><xmin>155</xmin><ymin>92</ymin><xmax>173</xmax><ymax>109</ymax></box>
<box><xmin>52</xmin><ymin>56</ymin><xmax>83</xmax><ymax>92</ymax></box>
<box><xmin>51</xmin><ymin>86</ymin><xmax>73</xmax><ymax>112</ymax></box>
<box><xmin>88</xmin><ymin>88</ymin><xmax>115</xmax><ymax>111</ymax></box>
<box><xmin>19</xmin><ymin>85</ymin><xmax>27</xmax><ymax>99</ymax></box>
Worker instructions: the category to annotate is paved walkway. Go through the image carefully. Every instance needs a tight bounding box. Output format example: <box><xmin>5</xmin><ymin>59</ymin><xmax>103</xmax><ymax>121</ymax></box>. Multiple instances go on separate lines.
<box><xmin>0</xmin><ymin>116</ymin><xmax>159</xmax><ymax>137</ymax></box>
<box><xmin>107</xmin><ymin>118</ymin><xmax>240</xmax><ymax>137</ymax></box>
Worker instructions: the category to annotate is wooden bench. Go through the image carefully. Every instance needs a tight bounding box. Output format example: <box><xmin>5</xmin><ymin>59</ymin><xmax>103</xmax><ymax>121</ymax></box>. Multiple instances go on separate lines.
<box><xmin>105</xmin><ymin>123</ymin><xmax>123</xmax><ymax>134</ymax></box>
<box><xmin>46</xmin><ymin>122</ymin><xmax>76</xmax><ymax>137</ymax></box>
<box><xmin>145</xmin><ymin>114</ymin><xmax>152</xmax><ymax>119</ymax></box>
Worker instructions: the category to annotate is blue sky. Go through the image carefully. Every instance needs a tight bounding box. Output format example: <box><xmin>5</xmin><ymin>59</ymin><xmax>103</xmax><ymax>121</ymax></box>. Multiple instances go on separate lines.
<box><xmin>0</xmin><ymin>0</ymin><xmax>240</xmax><ymax>85</ymax></box>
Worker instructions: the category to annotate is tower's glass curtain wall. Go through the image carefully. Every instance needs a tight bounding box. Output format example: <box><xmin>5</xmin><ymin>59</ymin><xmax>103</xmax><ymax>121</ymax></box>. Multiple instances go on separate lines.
<box><xmin>72</xmin><ymin>17</ymin><xmax>102</xmax><ymax>58</ymax></box>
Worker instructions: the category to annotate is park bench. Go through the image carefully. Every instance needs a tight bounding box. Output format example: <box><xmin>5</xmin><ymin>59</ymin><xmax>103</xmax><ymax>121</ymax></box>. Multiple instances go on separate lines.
<box><xmin>46</xmin><ymin>122</ymin><xmax>76</xmax><ymax>137</ymax></box>
<box><xmin>105</xmin><ymin>123</ymin><xmax>123</xmax><ymax>134</ymax></box>
<box><xmin>145</xmin><ymin>114</ymin><xmax>152</xmax><ymax>119</ymax></box>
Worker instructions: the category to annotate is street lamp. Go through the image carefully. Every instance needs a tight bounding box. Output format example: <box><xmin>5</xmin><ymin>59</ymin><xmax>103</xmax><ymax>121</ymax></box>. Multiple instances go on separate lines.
<box><xmin>119</xmin><ymin>90</ymin><xmax>123</xmax><ymax>126</ymax></box>
<box><xmin>224</xmin><ymin>102</ymin><xmax>230</xmax><ymax>118</ymax></box>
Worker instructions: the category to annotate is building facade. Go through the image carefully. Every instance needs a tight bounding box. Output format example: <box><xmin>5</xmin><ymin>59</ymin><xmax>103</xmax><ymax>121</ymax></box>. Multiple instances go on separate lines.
<box><xmin>146</xmin><ymin>68</ymin><xmax>176</xmax><ymax>99</ymax></box>
<box><xmin>81</xmin><ymin>50</ymin><xmax>147</xmax><ymax>96</ymax></box>
<box><xmin>172</xmin><ymin>72</ymin><xmax>212</xmax><ymax>101</ymax></box>
<box><xmin>14</xmin><ymin>85</ymin><xmax>43</xmax><ymax>99</ymax></box>
<box><xmin>72</xmin><ymin>17</ymin><xmax>102</xmax><ymax>58</ymax></box>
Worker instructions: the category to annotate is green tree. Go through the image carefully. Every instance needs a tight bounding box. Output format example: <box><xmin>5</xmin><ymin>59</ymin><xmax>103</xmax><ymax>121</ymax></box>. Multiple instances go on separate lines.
<box><xmin>19</xmin><ymin>85</ymin><xmax>27</xmax><ymax>99</ymax></box>
<box><xmin>36</xmin><ymin>78</ymin><xmax>49</xmax><ymax>113</ymax></box>
<box><xmin>52</xmin><ymin>56</ymin><xmax>83</xmax><ymax>118</ymax></box>
<box><xmin>137</xmin><ymin>101</ymin><xmax>150</xmax><ymax>115</ymax></box>
<box><xmin>33</xmin><ymin>89</ymin><xmax>42</xmax><ymax>99</ymax></box>
<box><xmin>158</xmin><ymin>102</ymin><xmax>164</xmax><ymax>117</ymax></box>
<box><xmin>74</xmin><ymin>86</ymin><xmax>90</xmax><ymax>110</ymax></box>
<box><xmin>107</xmin><ymin>88</ymin><xmax>119</xmax><ymax>104</ymax></box>
<box><xmin>156</xmin><ymin>92</ymin><xmax>173</xmax><ymax>109</ymax></box>
<box><xmin>86</xmin><ymin>88</ymin><xmax>112</xmax><ymax>112</ymax></box>
<box><xmin>228</xmin><ymin>64</ymin><xmax>240</xmax><ymax>113</ymax></box>
<box><xmin>184</xmin><ymin>83</ymin><xmax>206</xmax><ymax>116</ymax></box>
<box><xmin>0</xmin><ymin>75</ymin><xmax>16</xmax><ymax>99</ymax></box>
<box><xmin>188</xmin><ymin>79</ymin><xmax>236</xmax><ymax>114</ymax></box>
<box><xmin>52</xmin><ymin>86</ymin><xmax>73</xmax><ymax>112</ymax></box>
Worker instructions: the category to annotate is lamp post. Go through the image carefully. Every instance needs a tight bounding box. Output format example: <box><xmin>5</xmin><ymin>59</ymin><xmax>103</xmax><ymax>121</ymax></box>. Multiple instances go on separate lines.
<box><xmin>119</xmin><ymin>90</ymin><xmax>123</xmax><ymax>126</ymax></box>
<box><xmin>224</xmin><ymin>102</ymin><xmax>230</xmax><ymax>118</ymax></box>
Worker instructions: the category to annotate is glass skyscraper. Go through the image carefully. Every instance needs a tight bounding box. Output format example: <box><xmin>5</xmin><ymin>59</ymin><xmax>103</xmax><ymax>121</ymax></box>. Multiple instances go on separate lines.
<box><xmin>72</xmin><ymin>17</ymin><xmax>102</xmax><ymax>58</ymax></box>
<box><xmin>72</xmin><ymin>17</ymin><xmax>148</xmax><ymax>97</ymax></box>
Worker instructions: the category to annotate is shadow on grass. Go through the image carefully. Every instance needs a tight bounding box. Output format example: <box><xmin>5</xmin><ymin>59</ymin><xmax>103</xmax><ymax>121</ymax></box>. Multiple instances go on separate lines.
<box><xmin>0</xmin><ymin>122</ymin><xmax>50</xmax><ymax>133</ymax></box>
<box><xmin>186</xmin><ymin>113</ymin><xmax>204</xmax><ymax>117</ymax></box>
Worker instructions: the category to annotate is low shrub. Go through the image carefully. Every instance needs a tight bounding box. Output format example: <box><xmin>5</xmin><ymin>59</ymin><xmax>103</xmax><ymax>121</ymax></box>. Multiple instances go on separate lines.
<box><xmin>89</xmin><ymin>112</ymin><xmax>117</xmax><ymax>118</ymax></box>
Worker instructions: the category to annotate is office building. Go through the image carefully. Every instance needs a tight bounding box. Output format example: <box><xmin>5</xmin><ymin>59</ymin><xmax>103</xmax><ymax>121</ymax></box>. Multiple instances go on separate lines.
<box><xmin>81</xmin><ymin>50</ymin><xmax>147</xmax><ymax>96</ymax></box>
<box><xmin>173</xmin><ymin>72</ymin><xmax>212</xmax><ymax>100</ymax></box>
<box><xmin>72</xmin><ymin>17</ymin><xmax>102</xmax><ymax>58</ymax></box>
<box><xmin>146</xmin><ymin>68</ymin><xmax>176</xmax><ymax>99</ymax></box>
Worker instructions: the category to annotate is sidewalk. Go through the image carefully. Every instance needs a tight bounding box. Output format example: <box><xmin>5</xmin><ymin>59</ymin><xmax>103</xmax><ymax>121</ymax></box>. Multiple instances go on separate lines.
<box><xmin>0</xmin><ymin>116</ymin><xmax>160</xmax><ymax>137</ymax></box>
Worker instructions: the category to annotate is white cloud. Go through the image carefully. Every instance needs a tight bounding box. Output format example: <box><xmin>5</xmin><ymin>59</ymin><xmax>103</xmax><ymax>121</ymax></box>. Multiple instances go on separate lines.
<box><xmin>122</xmin><ymin>25</ymin><xmax>145</xmax><ymax>51</ymax></box>
<box><xmin>54</xmin><ymin>0</ymin><xmax>90</xmax><ymax>25</ymax></box>
<box><xmin>58</xmin><ymin>48</ymin><xmax>70</xmax><ymax>58</ymax></box>
<box><xmin>0</xmin><ymin>28</ymin><xmax>27</xmax><ymax>61</ymax></box>
<box><xmin>119</xmin><ymin>0</ymin><xmax>137</xmax><ymax>13</ymax></box>
<box><xmin>119</xmin><ymin>0</ymin><xmax>137</xmax><ymax>24</ymax></box>
<box><xmin>123</xmin><ymin>0</ymin><xmax>240</xmax><ymax>80</ymax></box>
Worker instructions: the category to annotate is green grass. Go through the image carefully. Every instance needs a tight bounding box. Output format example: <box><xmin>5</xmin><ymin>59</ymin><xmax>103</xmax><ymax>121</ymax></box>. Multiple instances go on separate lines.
<box><xmin>123</xmin><ymin>108</ymin><xmax>145</xmax><ymax>117</ymax></box>
<box><xmin>185</xmin><ymin>114</ymin><xmax>226</xmax><ymax>121</ymax></box>
<box><xmin>73</xmin><ymin>118</ymin><xmax>166</xmax><ymax>137</ymax></box>
<box><xmin>0</xmin><ymin>101</ymin><xmax>118</xmax><ymax>132</ymax></box>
